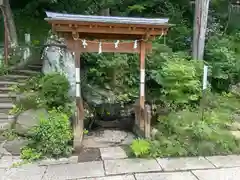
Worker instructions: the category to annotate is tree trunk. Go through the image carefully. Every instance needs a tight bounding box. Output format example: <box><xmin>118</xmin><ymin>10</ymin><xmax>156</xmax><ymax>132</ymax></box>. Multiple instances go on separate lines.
<box><xmin>1</xmin><ymin>0</ymin><xmax>18</xmax><ymax>47</ymax></box>
<box><xmin>192</xmin><ymin>0</ymin><xmax>210</xmax><ymax>60</ymax></box>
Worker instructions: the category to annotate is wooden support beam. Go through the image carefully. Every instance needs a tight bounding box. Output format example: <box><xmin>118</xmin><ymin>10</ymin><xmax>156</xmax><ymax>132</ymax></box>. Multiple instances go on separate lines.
<box><xmin>65</xmin><ymin>39</ymin><xmax>152</xmax><ymax>53</ymax></box>
<box><xmin>73</xmin><ymin>42</ymin><xmax>84</xmax><ymax>151</ymax></box>
<box><xmin>54</xmin><ymin>24</ymin><xmax>167</xmax><ymax>36</ymax></box>
<box><xmin>139</xmin><ymin>40</ymin><xmax>146</xmax><ymax>131</ymax></box>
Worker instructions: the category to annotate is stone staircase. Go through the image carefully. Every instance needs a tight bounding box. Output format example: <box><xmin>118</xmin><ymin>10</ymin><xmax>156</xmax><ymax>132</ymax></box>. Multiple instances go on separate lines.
<box><xmin>0</xmin><ymin>64</ymin><xmax>42</xmax><ymax>131</ymax></box>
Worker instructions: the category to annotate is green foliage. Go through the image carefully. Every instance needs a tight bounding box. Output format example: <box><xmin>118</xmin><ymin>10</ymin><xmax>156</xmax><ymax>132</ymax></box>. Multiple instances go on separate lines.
<box><xmin>146</xmin><ymin>110</ymin><xmax>240</xmax><ymax>157</ymax></box>
<box><xmin>147</xmin><ymin>107</ymin><xmax>240</xmax><ymax>158</ymax></box>
<box><xmin>20</xmin><ymin>147</ymin><xmax>42</xmax><ymax>161</ymax></box>
<box><xmin>11</xmin><ymin>73</ymin><xmax>72</xmax><ymax>115</ymax></box>
<box><xmin>83</xmin><ymin>53</ymin><xmax>139</xmax><ymax>103</ymax></box>
<box><xmin>205</xmin><ymin>33</ymin><xmax>240</xmax><ymax>91</ymax></box>
<box><xmin>130</xmin><ymin>93</ymin><xmax>240</xmax><ymax>158</ymax></box>
<box><xmin>150</xmin><ymin>55</ymin><xmax>203</xmax><ymax>108</ymax></box>
<box><xmin>22</xmin><ymin>109</ymin><xmax>73</xmax><ymax>160</ymax></box>
<box><xmin>40</xmin><ymin>73</ymin><xmax>70</xmax><ymax>109</ymax></box>
<box><xmin>12</xmin><ymin>75</ymin><xmax>43</xmax><ymax>94</ymax></box>
<box><xmin>0</xmin><ymin>64</ymin><xmax>9</xmax><ymax>76</ymax></box>
<box><xmin>9</xmin><ymin>104</ymin><xmax>24</xmax><ymax>115</ymax></box>
<box><xmin>1</xmin><ymin>129</ymin><xmax>18</xmax><ymax>141</ymax></box>
<box><xmin>8</xmin><ymin>0</ymin><xmax>240</xmax><ymax>160</ymax></box>
<box><xmin>130</xmin><ymin>139</ymin><xmax>151</xmax><ymax>158</ymax></box>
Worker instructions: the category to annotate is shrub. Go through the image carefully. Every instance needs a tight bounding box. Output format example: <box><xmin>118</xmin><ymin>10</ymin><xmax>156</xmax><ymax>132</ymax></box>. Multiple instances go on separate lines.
<box><xmin>12</xmin><ymin>75</ymin><xmax>43</xmax><ymax>93</ymax></box>
<box><xmin>20</xmin><ymin>147</ymin><xmax>42</xmax><ymax>162</ymax></box>
<box><xmin>205</xmin><ymin>33</ymin><xmax>240</xmax><ymax>92</ymax></box>
<box><xmin>130</xmin><ymin>139</ymin><xmax>150</xmax><ymax>157</ymax></box>
<box><xmin>40</xmin><ymin>73</ymin><xmax>70</xmax><ymax>109</ymax></box>
<box><xmin>150</xmin><ymin>56</ymin><xmax>203</xmax><ymax>109</ymax></box>
<box><xmin>0</xmin><ymin>64</ymin><xmax>9</xmax><ymax>76</ymax></box>
<box><xmin>147</xmin><ymin>108</ymin><xmax>240</xmax><ymax>158</ymax></box>
<box><xmin>21</xmin><ymin>109</ymin><xmax>73</xmax><ymax>160</ymax></box>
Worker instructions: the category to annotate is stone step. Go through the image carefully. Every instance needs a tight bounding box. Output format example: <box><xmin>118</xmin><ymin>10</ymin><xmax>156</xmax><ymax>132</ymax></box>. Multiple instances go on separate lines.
<box><xmin>0</xmin><ymin>93</ymin><xmax>17</xmax><ymax>102</ymax></box>
<box><xmin>0</xmin><ymin>81</ymin><xmax>21</xmax><ymax>88</ymax></box>
<box><xmin>0</xmin><ymin>113</ymin><xmax>15</xmax><ymax>122</ymax></box>
<box><xmin>0</xmin><ymin>74</ymin><xmax>30</xmax><ymax>81</ymax></box>
<box><xmin>0</xmin><ymin>87</ymin><xmax>12</xmax><ymax>93</ymax></box>
<box><xmin>27</xmin><ymin>65</ymin><xmax>42</xmax><ymax>71</ymax></box>
<box><xmin>12</xmin><ymin>69</ymin><xmax>41</xmax><ymax>76</ymax></box>
<box><xmin>0</xmin><ymin>81</ymin><xmax>24</xmax><ymax>86</ymax></box>
<box><xmin>0</xmin><ymin>103</ymin><xmax>14</xmax><ymax>113</ymax></box>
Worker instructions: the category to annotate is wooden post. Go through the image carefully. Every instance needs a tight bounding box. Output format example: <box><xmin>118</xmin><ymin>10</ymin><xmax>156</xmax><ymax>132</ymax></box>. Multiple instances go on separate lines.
<box><xmin>74</xmin><ymin>41</ymin><xmax>84</xmax><ymax>151</ymax></box>
<box><xmin>1</xmin><ymin>4</ymin><xmax>8</xmax><ymax>66</ymax></box>
<box><xmin>139</xmin><ymin>40</ymin><xmax>146</xmax><ymax>131</ymax></box>
<box><xmin>4</xmin><ymin>21</ymin><xmax>8</xmax><ymax>66</ymax></box>
<box><xmin>144</xmin><ymin>104</ymin><xmax>151</xmax><ymax>138</ymax></box>
<box><xmin>192</xmin><ymin>0</ymin><xmax>210</xmax><ymax>60</ymax></box>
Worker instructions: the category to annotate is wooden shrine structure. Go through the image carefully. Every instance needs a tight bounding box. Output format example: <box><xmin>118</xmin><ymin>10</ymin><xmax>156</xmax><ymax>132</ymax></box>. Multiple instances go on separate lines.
<box><xmin>45</xmin><ymin>11</ymin><xmax>170</xmax><ymax>150</ymax></box>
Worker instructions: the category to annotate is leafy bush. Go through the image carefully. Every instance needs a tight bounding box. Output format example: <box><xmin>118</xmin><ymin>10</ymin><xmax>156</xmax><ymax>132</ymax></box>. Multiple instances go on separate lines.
<box><xmin>40</xmin><ymin>73</ymin><xmax>70</xmax><ymax>109</ymax></box>
<box><xmin>20</xmin><ymin>147</ymin><xmax>42</xmax><ymax>162</ymax></box>
<box><xmin>0</xmin><ymin>64</ymin><xmax>9</xmax><ymax>76</ymax></box>
<box><xmin>150</xmin><ymin>55</ymin><xmax>203</xmax><ymax>108</ymax></box>
<box><xmin>21</xmin><ymin>110</ymin><xmax>73</xmax><ymax>160</ymax></box>
<box><xmin>205</xmin><ymin>33</ymin><xmax>240</xmax><ymax>92</ymax></box>
<box><xmin>147</xmin><ymin>108</ymin><xmax>240</xmax><ymax>158</ymax></box>
<box><xmin>12</xmin><ymin>75</ymin><xmax>43</xmax><ymax>93</ymax></box>
<box><xmin>130</xmin><ymin>139</ymin><xmax>150</xmax><ymax>157</ymax></box>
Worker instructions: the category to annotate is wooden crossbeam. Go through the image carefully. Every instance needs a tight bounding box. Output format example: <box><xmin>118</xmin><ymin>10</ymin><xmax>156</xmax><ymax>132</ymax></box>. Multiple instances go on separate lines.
<box><xmin>65</xmin><ymin>39</ymin><xmax>152</xmax><ymax>53</ymax></box>
<box><xmin>53</xmin><ymin>24</ymin><xmax>167</xmax><ymax>36</ymax></box>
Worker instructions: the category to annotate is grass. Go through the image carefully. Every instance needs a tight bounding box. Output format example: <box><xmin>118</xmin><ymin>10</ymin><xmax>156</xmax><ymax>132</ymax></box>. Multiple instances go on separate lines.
<box><xmin>130</xmin><ymin>92</ymin><xmax>240</xmax><ymax>158</ymax></box>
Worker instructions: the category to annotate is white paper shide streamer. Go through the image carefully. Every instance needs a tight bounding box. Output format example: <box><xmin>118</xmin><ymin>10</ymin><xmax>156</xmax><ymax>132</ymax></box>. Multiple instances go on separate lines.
<box><xmin>133</xmin><ymin>40</ymin><xmax>138</xmax><ymax>49</ymax></box>
<box><xmin>114</xmin><ymin>40</ymin><xmax>120</xmax><ymax>48</ymax></box>
<box><xmin>81</xmin><ymin>39</ymin><xmax>88</xmax><ymax>48</ymax></box>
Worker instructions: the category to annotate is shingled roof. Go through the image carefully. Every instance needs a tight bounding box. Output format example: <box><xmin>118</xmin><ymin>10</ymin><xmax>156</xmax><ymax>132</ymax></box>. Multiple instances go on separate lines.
<box><xmin>45</xmin><ymin>11</ymin><xmax>169</xmax><ymax>26</ymax></box>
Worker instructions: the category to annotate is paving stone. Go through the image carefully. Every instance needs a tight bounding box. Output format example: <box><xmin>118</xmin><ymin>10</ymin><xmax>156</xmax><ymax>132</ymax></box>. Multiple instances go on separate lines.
<box><xmin>43</xmin><ymin>161</ymin><xmax>104</xmax><ymax>180</ymax></box>
<box><xmin>3</xmin><ymin>138</ymin><xmax>29</xmax><ymax>155</ymax></box>
<box><xmin>192</xmin><ymin>167</ymin><xmax>240</xmax><ymax>180</ymax></box>
<box><xmin>83</xmin><ymin>130</ymin><xmax>135</xmax><ymax>148</ymax></box>
<box><xmin>104</xmin><ymin>158</ymin><xmax>161</xmax><ymax>175</ymax></box>
<box><xmin>2</xmin><ymin>164</ymin><xmax>46</xmax><ymax>180</ymax></box>
<box><xmin>156</xmin><ymin>157</ymin><xmax>215</xmax><ymax>171</ymax></box>
<box><xmin>0</xmin><ymin>169</ymin><xmax>5</xmax><ymax>177</ymax></box>
<box><xmin>100</xmin><ymin>147</ymin><xmax>127</xmax><ymax>160</ymax></box>
<box><xmin>38</xmin><ymin>156</ymin><xmax>78</xmax><ymax>166</ymax></box>
<box><xmin>78</xmin><ymin>148</ymin><xmax>101</xmax><ymax>162</ymax></box>
<box><xmin>0</xmin><ymin>145</ymin><xmax>11</xmax><ymax>156</ymax></box>
<box><xmin>0</xmin><ymin>156</ymin><xmax>21</xmax><ymax>169</ymax></box>
<box><xmin>83</xmin><ymin>175</ymin><xmax>135</xmax><ymax>180</ymax></box>
<box><xmin>135</xmin><ymin>172</ymin><xmax>198</xmax><ymax>180</ymax></box>
<box><xmin>206</xmin><ymin>155</ymin><xmax>240</xmax><ymax>168</ymax></box>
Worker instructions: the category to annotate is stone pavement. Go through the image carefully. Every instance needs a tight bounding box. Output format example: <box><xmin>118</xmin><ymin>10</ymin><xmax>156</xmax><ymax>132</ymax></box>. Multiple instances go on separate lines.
<box><xmin>1</xmin><ymin>146</ymin><xmax>240</xmax><ymax>179</ymax></box>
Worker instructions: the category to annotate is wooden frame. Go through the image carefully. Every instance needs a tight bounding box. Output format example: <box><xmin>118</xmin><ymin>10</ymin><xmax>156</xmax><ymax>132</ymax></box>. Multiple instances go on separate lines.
<box><xmin>45</xmin><ymin>12</ymin><xmax>170</xmax><ymax>150</ymax></box>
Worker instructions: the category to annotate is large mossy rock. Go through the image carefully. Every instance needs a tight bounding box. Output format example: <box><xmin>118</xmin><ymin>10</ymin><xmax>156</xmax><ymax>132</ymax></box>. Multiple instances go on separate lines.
<box><xmin>15</xmin><ymin>108</ymin><xmax>48</xmax><ymax>136</ymax></box>
<box><xmin>83</xmin><ymin>84</ymin><xmax>135</xmax><ymax>130</ymax></box>
<box><xmin>41</xmin><ymin>34</ymin><xmax>75</xmax><ymax>97</ymax></box>
<box><xmin>3</xmin><ymin>138</ymin><xmax>29</xmax><ymax>155</ymax></box>
<box><xmin>231</xmin><ymin>83</ymin><xmax>240</xmax><ymax>97</ymax></box>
